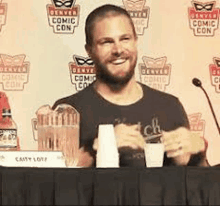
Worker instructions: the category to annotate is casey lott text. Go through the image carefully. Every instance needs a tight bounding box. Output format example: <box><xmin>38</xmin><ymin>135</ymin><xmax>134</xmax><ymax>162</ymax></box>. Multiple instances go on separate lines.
<box><xmin>15</xmin><ymin>157</ymin><xmax>47</xmax><ymax>162</ymax></box>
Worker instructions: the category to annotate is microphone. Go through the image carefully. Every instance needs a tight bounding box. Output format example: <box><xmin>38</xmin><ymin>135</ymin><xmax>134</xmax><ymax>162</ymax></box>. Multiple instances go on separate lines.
<box><xmin>192</xmin><ymin>78</ymin><xmax>220</xmax><ymax>135</ymax></box>
<box><xmin>192</xmin><ymin>78</ymin><xmax>202</xmax><ymax>87</ymax></box>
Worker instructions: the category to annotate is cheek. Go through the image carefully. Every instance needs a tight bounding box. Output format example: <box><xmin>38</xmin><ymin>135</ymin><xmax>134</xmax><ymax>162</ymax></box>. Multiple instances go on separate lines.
<box><xmin>96</xmin><ymin>48</ymin><xmax>112</xmax><ymax>61</ymax></box>
<box><xmin>130</xmin><ymin>44</ymin><xmax>137</xmax><ymax>53</ymax></box>
<box><xmin>101</xmin><ymin>46</ymin><xmax>113</xmax><ymax>55</ymax></box>
<box><xmin>124</xmin><ymin>43</ymin><xmax>137</xmax><ymax>55</ymax></box>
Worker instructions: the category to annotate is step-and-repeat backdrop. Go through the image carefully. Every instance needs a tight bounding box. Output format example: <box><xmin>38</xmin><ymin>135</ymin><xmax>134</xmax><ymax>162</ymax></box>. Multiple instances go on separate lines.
<box><xmin>0</xmin><ymin>0</ymin><xmax>220</xmax><ymax>166</ymax></box>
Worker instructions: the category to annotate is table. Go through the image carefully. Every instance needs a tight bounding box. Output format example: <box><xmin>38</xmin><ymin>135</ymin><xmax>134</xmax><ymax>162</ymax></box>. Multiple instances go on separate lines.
<box><xmin>0</xmin><ymin>166</ymin><xmax>220</xmax><ymax>205</ymax></box>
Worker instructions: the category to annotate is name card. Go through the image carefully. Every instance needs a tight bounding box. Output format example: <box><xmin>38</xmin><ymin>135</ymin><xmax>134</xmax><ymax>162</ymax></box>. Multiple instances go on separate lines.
<box><xmin>0</xmin><ymin>151</ymin><xmax>67</xmax><ymax>168</ymax></box>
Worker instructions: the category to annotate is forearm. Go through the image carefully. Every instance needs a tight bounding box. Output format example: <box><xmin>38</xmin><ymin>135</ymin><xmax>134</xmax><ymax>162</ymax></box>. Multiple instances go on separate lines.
<box><xmin>187</xmin><ymin>152</ymin><xmax>210</xmax><ymax>167</ymax></box>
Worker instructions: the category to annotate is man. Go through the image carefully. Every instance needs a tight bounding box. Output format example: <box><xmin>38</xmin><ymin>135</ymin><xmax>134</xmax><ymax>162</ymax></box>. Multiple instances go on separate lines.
<box><xmin>53</xmin><ymin>4</ymin><xmax>208</xmax><ymax>167</ymax></box>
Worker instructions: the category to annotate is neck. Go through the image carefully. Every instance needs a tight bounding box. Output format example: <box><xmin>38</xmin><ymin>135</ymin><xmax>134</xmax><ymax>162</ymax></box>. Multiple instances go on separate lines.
<box><xmin>93</xmin><ymin>77</ymin><xmax>143</xmax><ymax>106</ymax></box>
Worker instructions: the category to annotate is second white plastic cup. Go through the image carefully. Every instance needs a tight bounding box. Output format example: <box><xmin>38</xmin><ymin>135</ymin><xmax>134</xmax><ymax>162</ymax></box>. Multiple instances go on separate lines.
<box><xmin>144</xmin><ymin>143</ymin><xmax>164</xmax><ymax>168</ymax></box>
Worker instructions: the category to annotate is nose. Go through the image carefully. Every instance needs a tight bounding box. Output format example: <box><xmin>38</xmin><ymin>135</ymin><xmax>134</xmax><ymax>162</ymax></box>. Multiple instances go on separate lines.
<box><xmin>112</xmin><ymin>42</ymin><xmax>123</xmax><ymax>56</ymax></box>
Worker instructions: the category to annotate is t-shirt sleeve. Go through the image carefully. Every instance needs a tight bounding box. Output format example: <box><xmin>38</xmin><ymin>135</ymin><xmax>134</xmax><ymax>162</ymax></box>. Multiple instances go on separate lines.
<box><xmin>163</xmin><ymin>97</ymin><xmax>190</xmax><ymax>131</ymax></box>
<box><xmin>173</xmin><ymin>98</ymin><xmax>190</xmax><ymax>130</ymax></box>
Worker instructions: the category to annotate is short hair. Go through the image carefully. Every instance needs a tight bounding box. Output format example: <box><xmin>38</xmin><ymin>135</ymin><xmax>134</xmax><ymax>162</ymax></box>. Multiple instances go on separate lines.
<box><xmin>85</xmin><ymin>4</ymin><xmax>136</xmax><ymax>47</ymax></box>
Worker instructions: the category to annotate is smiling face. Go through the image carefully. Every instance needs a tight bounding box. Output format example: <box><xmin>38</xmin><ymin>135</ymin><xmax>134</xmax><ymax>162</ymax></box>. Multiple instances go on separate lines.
<box><xmin>86</xmin><ymin>14</ymin><xmax>138</xmax><ymax>88</ymax></box>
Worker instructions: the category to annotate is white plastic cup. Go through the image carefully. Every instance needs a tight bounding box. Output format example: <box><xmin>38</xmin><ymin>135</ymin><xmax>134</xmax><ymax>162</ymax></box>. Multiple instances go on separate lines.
<box><xmin>144</xmin><ymin>143</ymin><xmax>164</xmax><ymax>167</ymax></box>
<box><xmin>96</xmin><ymin>124</ymin><xmax>119</xmax><ymax>168</ymax></box>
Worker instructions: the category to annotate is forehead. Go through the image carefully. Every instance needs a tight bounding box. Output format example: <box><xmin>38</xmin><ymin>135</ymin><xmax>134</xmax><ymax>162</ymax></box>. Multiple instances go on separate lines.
<box><xmin>54</xmin><ymin>0</ymin><xmax>73</xmax><ymax>2</ymax></box>
<box><xmin>92</xmin><ymin>14</ymin><xmax>134</xmax><ymax>39</ymax></box>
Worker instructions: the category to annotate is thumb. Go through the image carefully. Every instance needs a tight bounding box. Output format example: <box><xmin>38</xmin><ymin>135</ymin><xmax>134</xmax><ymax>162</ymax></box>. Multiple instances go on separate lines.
<box><xmin>93</xmin><ymin>138</ymin><xmax>98</xmax><ymax>150</ymax></box>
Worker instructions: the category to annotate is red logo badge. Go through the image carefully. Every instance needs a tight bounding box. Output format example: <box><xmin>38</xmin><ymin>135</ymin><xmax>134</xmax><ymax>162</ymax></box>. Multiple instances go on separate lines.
<box><xmin>209</xmin><ymin>57</ymin><xmax>220</xmax><ymax>93</ymax></box>
<box><xmin>0</xmin><ymin>54</ymin><xmax>30</xmax><ymax>91</ymax></box>
<box><xmin>188</xmin><ymin>1</ymin><xmax>220</xmax><ymax>36</ymax></box>
<box><xmin>122</xmin><ymin>0</ymin><xmax>150</xmax><ymax>35</ymax></box>
<box><xmin>0</xmin><ymin>0</ymin><xmax>7</xmax><ymax>32</ymax></box>
<box><xmin>139</xmin><ymin>56</ymin><xmax>171</xmax><ymax>91</ymax></box>
<box><xmin>69</xmin><ymin>55</ymin><xmax>96</xmax><ymax>91</ymax></box>
<box><xmin>188</xmin><ymin>113</ymin><xmax>206</xmax><ymax>138</ymax></box>
<box><xmin>47</xmin><ymin>0</ymin><xmax>80</xmax><ymax>34</ymax></box>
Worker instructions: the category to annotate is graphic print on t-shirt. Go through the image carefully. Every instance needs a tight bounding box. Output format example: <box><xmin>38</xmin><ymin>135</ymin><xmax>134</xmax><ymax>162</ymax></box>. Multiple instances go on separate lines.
<box><xmin>142</xmin><ymin>117</ymin><xmax>162</xmax><ymax>143</ymax></box>
<box><xmin>114</xmin><ymin>117</ymin><xmax>162</xmax><ymax>143</ymax></box>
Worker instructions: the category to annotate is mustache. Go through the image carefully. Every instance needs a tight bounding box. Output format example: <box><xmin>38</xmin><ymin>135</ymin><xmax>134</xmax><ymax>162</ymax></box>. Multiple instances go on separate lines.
<box><xmin>106</xmin><ymin>53</ymin><xmax>130</xmax><ymax>62</ymax></box>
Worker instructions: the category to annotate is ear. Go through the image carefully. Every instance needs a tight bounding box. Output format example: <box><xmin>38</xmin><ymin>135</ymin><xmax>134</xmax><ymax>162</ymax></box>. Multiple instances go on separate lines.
<box><xmin>85</xmin><ymin>44</ymin><xmax>92</xmax><ymax>58</ymax></box>
<box><xmin>134</xmin><ymin>35</ymin><xmax>138</xmax><ymax>45</ymax></box>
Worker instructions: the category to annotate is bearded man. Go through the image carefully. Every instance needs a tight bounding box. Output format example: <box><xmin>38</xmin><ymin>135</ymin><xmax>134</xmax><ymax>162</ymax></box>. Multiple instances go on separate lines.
<box><xmin>53</xmin><ymin>4</ymin><xmax>208</xmax><ymax>167</ymax></box>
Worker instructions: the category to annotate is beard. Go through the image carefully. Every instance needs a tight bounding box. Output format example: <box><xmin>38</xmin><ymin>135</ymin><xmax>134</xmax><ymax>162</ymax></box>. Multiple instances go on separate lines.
<box><xmin>94</xmin><ymin>54</ymin><xmax>137</xmax><ymax>91</ymax></box>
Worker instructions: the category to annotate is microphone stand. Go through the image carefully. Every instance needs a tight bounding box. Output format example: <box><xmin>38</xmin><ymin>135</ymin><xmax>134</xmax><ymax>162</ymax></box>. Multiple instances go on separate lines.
<box><xmin>193</xmin><ymin>78</ymin><xmax>220</xmax><ymax>167</ymax></box>
<box><xmin>193</xmin><ymin>78</ymin><xmax>220</xmax><ymax>135</ymax></box>
<box><xmin>199</xmin><ymin>85</ymin><xmax>220</xmax><ymax>135</ymax></box>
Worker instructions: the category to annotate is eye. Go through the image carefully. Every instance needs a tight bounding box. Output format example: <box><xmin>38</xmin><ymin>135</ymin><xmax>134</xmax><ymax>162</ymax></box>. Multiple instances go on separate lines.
<box><xmin>121</xmin><ymin>36</ymin><xmax>131</xmax><ymax>42</ymax></box>
<box><xmin>100</xmin><ymin>40</ymin><xmax>113</xmax><ymax>45</ymax></box>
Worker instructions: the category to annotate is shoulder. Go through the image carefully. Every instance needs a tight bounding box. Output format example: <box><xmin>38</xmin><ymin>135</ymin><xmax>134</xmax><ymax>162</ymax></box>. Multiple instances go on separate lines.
<box><xmin>139</xmin><ymin>82</ymin><xmax>189</xmax><ymax>129</ymax></box>
<box><xmin>52</xmin><ymin>83</ymin><xmax>94</xmax><ymax>110</ymax></box>
<box><xmin>139</xmin><ymin>82</ymin><xmax>179</xmax><ymax>103</ymax></box>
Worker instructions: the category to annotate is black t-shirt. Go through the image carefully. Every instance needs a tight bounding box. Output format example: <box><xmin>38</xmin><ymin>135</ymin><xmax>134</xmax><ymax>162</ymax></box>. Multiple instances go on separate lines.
<box><xmin>53</xmin><ymin>82</ymin><xmax>202</xmax><ymax>167</ymax></box>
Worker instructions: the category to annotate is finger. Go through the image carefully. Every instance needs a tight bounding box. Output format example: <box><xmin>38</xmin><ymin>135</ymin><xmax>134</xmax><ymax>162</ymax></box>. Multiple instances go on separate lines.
<box><xmin>162</xmin><ymin>127</ymin><xmax>189</xmax><ymax>140</ymax></box>
<box><xmin>162</xmin><ymin>133</ymin><xmax>180</xmax><ymax>147</ymax></box>
<box><xmin>166</xmin><ymin>137</ymin><xmax>202</xmax><ymax>158</ymax></box>
<box><xmin>115</xmin><ymin>126</ymin><xmax>144</xmax><ymax>140</ymax></box>
<box><xmin>117</xmin><ymin>134</ymin><xmax>145</xmax><ymax>149</ymax></box>
<box><xmin>117</xmin><ymin>136</ymin><xmax>143</xmax><ymax>148</ymax></box>
<box><xmin>76</xmin><ymin>147</ymin><xmax>94</xmax><ymax>167</ymax></box>
<box><xmin>92</xmin><ymin>138</ymin><xmax>98</xmax><ymax>150</ymax></box>
<box><xmin>166</xmin><ymin>136</ymin><xmax>192</xmax><ymax>155</ymax></box>
<box><xmin>166</xmin><ymin>134</ymin><xmax>203</xmax><ymax>158</ymax></box>
<box><xmin>166</xmin><ymin>148</ymin><xmax>184</xmax><ymax>158</ymax></box>
<box><xmin>115</xmin><ymin>127</ymin><xmax>141</xmax><ymax>137</ymax></box>
<box><xmin>116</xmin><ymin>132</ymin><xmax>144</xmax><ymax>143</ymax></box>
<box><xmin>179</xmin><ymin>133</ymin><xmax>205</xmax><ymax>154</ymax></box>
<box><xmin>190</xmin><ymin>133</ymin><xmax>206</xmax><ymax>153</ymax></box>
<box><xmin>164</xmin><ymin>141</ymin><xmax>182</xmax><ymax>151</ymax></box>
<box><xmin>163</xmin><ymin>132</ymin><xmax>195</xmax><ymax>152</ymax></box>
<box><xmin>128</xmin><ymin>124</ymin><xmax>141</xmax><ymax>131</ymax></box>
<box><xmin>115</xmin><ymin>123</ymin><xmax>140</xmax><ymax>130</ymax></box>
<box><xmin>115</xmin><ymin>123</ymin><xmax>141</xmax><ymax>134</ymax></box>
<box><xmin>79</xmin><ymin>147</ymin><xmax>85</xmax><ymax>152</ymax></box>
<box><xmin>164</xmin><ymin>136</ymin><xmax>190</xmax><ymax>154</ymax></box>
<box><xmin>117</xmin><ymin>141</ymin><xmax>139</xmax><ymax>149</ymax></box>
<box><xmin>162</xmin><ymin>128</ymin><xmax>190</xmax><ymax>146</ymax></box>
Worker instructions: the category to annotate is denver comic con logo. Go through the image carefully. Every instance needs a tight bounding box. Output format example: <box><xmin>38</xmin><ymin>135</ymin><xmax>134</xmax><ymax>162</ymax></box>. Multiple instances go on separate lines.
<box><xmin>188</xmin><ymin>113</ymin><xmax>205</xmax><ymax>138</ymax></box>
<box><xmin>0</xmin><ymin>54</ymin><xmax>30</xmax><ymax>91</ymax></box>
<box><xmin>122</xmin><ymin>0</ymin><xmax>150</xmax><ymax>35</ymax></box>
<box><xmin>139</xmin><ymin>56</ymin><xmax>171</xmax><ymax>92</ymax></box>
<box><xmin>47</xmin><ymin>0</ymin><xmax>80</xmax><ymax>34</ymax></box>
<box><xmin>69</xmin><ymin>55</ymin><xmax>96</xmax><ymax>91</ymax></box>
<box><xmin>188</xmin><ymin>1</ymin><xmax>220</xmax><ymax>36</ymax></box>
<box><xmin>0</xmin><ymin>0</ymin><xmax>7</xmax><ymax>32</ymax></box>
<box><xmin>209</xmin><ymin>57</ymin><xmax>220</xmax><ymax>93</ymax></box>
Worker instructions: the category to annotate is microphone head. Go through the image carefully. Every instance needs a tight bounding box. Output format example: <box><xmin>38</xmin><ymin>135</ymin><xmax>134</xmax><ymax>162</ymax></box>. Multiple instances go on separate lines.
<box><xmin>192</xmin><ymin>78</ymin><xmax>202</xmax><ymax>87</ymax></box>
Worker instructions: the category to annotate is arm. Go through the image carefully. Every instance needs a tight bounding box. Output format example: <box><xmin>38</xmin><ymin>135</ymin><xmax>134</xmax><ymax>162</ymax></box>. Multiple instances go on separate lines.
<box><xmin>162</xmin><ymin>99</ymin><xmax>208</xmax><ymax>166</ymax></box>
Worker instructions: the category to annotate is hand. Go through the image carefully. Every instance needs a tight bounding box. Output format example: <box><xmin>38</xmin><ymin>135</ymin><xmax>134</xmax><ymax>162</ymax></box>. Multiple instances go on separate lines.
<box><xmin>162</xmin><ymin>127</ymin><xmax>206</xmax><ymax>165</ymax></box>
<box><xmin>115</xmin><ymin>123</ymin><xmax>145</xmax><ymax>149</ymax></box>
<box><xmin>93</xmin><ymin>123</ymin><xmax>145</xmax><ymax>150</ymax></box>
<box><xmin>75</xmin><ymin>147</ymin><xmax>94</xmax><ymax>167</ymax></box>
